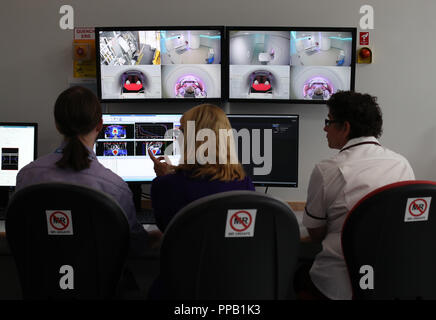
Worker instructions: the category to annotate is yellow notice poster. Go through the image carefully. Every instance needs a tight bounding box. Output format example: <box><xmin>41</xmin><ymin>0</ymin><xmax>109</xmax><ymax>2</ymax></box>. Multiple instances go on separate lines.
<box><xmin>73</xmin><ymin>27</ymin><xmax>96</xmax><ymax>78</ymax></box>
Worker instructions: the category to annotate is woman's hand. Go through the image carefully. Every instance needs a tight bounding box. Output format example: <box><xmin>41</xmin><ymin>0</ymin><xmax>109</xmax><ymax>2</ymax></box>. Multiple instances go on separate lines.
<box><xmin>148</xmin><ymin>148</ymin><xmax>175</xmax><ymax>176</ymax></box>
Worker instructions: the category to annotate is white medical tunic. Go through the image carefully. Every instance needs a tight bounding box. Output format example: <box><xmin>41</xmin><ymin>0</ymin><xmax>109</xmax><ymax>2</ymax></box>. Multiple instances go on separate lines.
<box><xmin>303</xmin><ymin>136</ymin><xmax>415</xmax><ymax>300</ymax></box>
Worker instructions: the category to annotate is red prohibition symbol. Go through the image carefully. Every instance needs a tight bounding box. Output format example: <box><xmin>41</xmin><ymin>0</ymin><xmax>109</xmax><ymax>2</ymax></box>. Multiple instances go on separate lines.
<box><xmin>230</xmin><ymin>210</ymin><xmax>252</xmax><ymax>232</ymax></box>
<box><xmin>49</xmin><ymin>211</ymin><xmax>70</xmax><ymax>231</ymax></box>
<box><xmin>408</xmin><ymin>199</ymin><xmax>427</xmax><ymax>217</ymax></box>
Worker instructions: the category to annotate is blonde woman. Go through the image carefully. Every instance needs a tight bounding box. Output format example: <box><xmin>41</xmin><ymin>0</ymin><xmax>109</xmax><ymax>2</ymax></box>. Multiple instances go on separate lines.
<box><xmin>148</xmin><ymin>104</ymin><xmax>255</xmax><ymax>232</ymax></box>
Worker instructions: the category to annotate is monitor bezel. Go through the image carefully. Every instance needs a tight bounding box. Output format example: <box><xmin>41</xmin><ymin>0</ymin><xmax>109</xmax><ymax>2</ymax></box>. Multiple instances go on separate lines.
<box><xmin>98</xmin><ymin>113</ymin><xmax>183</xmax><ymax>185</ymax></box>
<box><xmin>95</xmin><ymin>26</ymin><xmax>226</xmax><ymax>104</ymax></box>
<box><xmin>226</xmin><ymin>114</ymin><xmax>299</xmax><ymax>187</ymax></box>
<box><xmin>0</xmin><ymin>122</ymin><xmax>38</xmax><ymax>188</ymax></box>
<box><xmin>226</xmin><ymin>26</ymin><xmax>357</xmax><ymax>104</ymax></box>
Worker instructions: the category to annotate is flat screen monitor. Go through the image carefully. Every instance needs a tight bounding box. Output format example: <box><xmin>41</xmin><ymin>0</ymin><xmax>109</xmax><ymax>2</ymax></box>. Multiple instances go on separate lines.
<box><xmin>96</xmin><ymin>26</ymin><xmax>224</xmax><ymax>102</ymax></box>
<box><xmin>0</xmin><ymin>123</ymin><xmax>38</xmax><ymax>187</ymax></box>
<box><xmin>227</xmin><ymin>27</ymin><xmax>356</xmax><ymax>103</ymax></box>
<box><xmin>227</xmin><ymin>115</ymin><xmax>298</xmax><ymax>187</ymax></box>
<box><xmin>94</xmin><ymin>114</ymin><xmax>182</xmax><ymax>182</ymax></box>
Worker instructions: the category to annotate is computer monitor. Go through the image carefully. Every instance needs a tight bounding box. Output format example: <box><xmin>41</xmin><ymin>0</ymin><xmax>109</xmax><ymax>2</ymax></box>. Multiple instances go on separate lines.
<box><xmin>0</xmin><ymin>123</ymin><xmax>38</xmax><ymax>187</ymax></box>
<box><xmin>227</xmin><ymin>27</ymin><xmax>356</xmax><ymax>103</ymax></box>
<box><xmin>96</xmin><ymin>26</ymin><xmax>224</xmax><ymax>102</ymax></box>
<box><xmin>227</xmin><ymin>115</ymin><xmax>298</xmax><ymax>187</ymax></box>
<box><xmin>94</xmin><ymin>114</ymin><xmax>182</xmax><ymax>182</ymax></box>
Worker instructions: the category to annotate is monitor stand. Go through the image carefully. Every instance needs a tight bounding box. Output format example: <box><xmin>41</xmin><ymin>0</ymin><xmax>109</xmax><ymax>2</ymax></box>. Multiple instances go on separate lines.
<box><xmin>128</xmin><ymin>183</ymin><xmax>142</xmax><ymax>212</ymax></box>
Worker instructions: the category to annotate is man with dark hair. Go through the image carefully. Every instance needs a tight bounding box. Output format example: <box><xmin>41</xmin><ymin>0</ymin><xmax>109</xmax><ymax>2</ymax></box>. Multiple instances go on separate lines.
<box><xmin>301</xmin><ymin>91</ymin><xmax>415</xmax><ymax>300</ymax></box>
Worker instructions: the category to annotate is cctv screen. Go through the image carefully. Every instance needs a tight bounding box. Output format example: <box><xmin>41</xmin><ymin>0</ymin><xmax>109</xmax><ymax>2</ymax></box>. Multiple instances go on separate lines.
<box><xmin>227</xmin><ymin>115</ymin><xmax>299</xmax><ymax>187</ymax></box>
<box><xmin>228</xmin><ymin>29</ymin><xmax>354</xmax><ymax>101</ymax></box>
<box><xmin>94</xmin><ymin>114</ymin><xmax>182</xmax><ymax>182</ymax></box>
<box><xmin>0</xmin><ymin>124</ymin><xmax>37</xmax><ymax>187</ymax></box>
<box><xmin>98</xmin><ymin>28</ymin><xmax>222</xmax><ymax>101</ymax></box>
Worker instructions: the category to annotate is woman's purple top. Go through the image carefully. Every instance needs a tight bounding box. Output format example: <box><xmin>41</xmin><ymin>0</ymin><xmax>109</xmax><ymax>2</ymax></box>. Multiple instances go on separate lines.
<box><xmin>151</xmin><ymin>171</ymin><xmax>255</xmax><ymax>232</ymax></box>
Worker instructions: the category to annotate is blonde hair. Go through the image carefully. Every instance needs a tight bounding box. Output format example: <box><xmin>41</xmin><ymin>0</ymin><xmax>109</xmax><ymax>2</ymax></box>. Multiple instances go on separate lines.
<box><xmin>176</xmin><ymin>104</ymin><xmax>246</xmax><ymax>182</ymax></box>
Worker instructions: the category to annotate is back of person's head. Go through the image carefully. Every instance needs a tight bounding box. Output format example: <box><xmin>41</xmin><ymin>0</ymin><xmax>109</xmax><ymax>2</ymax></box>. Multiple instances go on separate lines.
<box><xmin>54</xmin><ymin>86</ymin><xmax>102</xmax><ymax>171</ymax></box>
<box><xmin>176</xmin><ymin>104</ymin><xmax>246</xmax><ymax>182</ymax></box>
<box><xmin>327</xmin><ymin>91</ymin><xmax>383</xmax><ymax>139</ymax></box>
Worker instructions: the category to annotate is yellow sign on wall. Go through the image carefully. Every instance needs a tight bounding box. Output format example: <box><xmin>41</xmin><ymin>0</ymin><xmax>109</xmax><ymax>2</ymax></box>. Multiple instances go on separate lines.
<box><xmin>73</xmin><ymin>27</ymin><xmax>96</xmax><ymax>78</ymax></box>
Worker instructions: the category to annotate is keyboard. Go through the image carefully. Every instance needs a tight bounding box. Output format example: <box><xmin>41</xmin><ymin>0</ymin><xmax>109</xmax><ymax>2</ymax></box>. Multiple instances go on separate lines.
<box><xmin>136</xmin><ymin>208</ymin><xmax>156</xmax><ymax>225</ymax></box>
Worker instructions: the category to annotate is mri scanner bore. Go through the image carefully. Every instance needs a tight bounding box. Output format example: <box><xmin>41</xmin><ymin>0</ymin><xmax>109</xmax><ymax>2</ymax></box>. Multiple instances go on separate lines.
<box><xmin>250</xmin><ymin>71</ymin><xmax>273</xmax><ymax>95</ymax></box>
<box><xmin>229</xmin><ymin>65</ymin><xmax>289</xmax><ymax>99</ymax></box>
<box><xmin>121</xmin><ymin>70</ymin><xmax>147</xmax><ymax>95</ymax></box>
<box><xmin>161</xmin><ymin>64</ymin><xmax>221</xmax><ymax>99</ymax></box>
<box><xmin>175</xmin><ymin>75</ymin><xmax>207</xmax><ymax>98</ymax></box>
<box><xmin>290</xmin><ymin>66</ymin><xmax>350</xmax><ymax>100</ymax></box>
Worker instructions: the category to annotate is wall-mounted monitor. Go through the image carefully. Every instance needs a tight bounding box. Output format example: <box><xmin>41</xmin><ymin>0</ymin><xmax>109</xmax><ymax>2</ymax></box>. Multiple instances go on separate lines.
<box><xmin>94</xmin><ymin>114</ymin><xmax>182</xmax><ymax>182</ymax></box>
<box><xmin>227</xmin><ymin>115</ymin><xmax>299</xmax><ymax>187</ymax></box>
<box><xmin>227</xmin><ymin>27</ymin><xmax>356</xmax><ymax>103</ymax></box>
<box><xmin>96</xmin><ymin>26</ymin><xmax>224</xmax><ymax>102</ymax></box>
<box><xmin>0</xmin><ymin>123</ymin><xmax>38</xmax><ymax>187</ymax></box>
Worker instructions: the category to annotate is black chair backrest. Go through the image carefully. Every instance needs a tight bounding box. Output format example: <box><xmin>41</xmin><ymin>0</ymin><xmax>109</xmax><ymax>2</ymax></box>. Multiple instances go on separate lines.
<box><xmin>5</xmin><ymin>182</ymin><xmax>130</xmax><ymax>299</ymax></box>
<box><xmin>160</xmin><ymin>190</ymin><xmax>300</xmax><ymax>300</ymax></box>
<box><xmin>342</xmin><ymin>180</ymin><xmax>436</xmax><ymax>299</ymax></box>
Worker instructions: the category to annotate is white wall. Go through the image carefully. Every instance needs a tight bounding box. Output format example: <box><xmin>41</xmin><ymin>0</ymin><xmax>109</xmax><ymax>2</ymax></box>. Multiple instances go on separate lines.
<box><xmin>1</xmin><ymin>0</ymin><xmax>436</xmax><ymax>202</ymax></box>
<box><xmin>229</xmin><ymin>35</ymin><xmax>255</xmax><ymax>64</ymax></box>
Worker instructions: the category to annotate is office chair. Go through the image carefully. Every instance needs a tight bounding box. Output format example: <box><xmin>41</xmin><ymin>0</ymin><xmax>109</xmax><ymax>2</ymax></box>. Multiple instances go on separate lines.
<box><xmin>158</xmin><ymin>190</ymin><xmax>300</xmax><ymax>300</ymax></box>
<box><xmin>342</xmin><ymin>180</ymin><xmax>436</xmax><ymax>299</ymax></box>
<box><xmin>5</xmin><ymin>182</ymin><xmax>130</xmax><ymax>299</ymax></box>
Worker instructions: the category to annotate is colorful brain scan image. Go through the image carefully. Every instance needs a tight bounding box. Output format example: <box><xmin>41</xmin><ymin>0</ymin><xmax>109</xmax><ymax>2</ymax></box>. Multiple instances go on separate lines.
<box><xmin>103</xmin><ymin>142</ymin><xmax>128</xmax><ymax>156</ymax></box>
<box><xmin>105</xmin><ymin>125</ymin><xmax>127</xmax><ymax>139</ymax></box>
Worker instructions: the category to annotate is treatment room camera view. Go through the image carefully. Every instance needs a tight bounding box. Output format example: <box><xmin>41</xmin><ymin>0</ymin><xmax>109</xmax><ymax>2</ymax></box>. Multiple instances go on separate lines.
<box><xmin>289</xmin><ymin>31</ymin><xmax>352</xmax><ymax>100</ymax></box>
<box><xmin>99</xmin><ymin>30</ymin><xmax>162</xmax><ymax>99</ymax></box>
<box><xmin>229</xmin><ymin>30</ymin><xmax>291</xmax><ymax>100</ymax></box>
<box><xmin>160</xmin><ymin>30</ymin><xmax>221</xmax><ymax>99</ymax></box>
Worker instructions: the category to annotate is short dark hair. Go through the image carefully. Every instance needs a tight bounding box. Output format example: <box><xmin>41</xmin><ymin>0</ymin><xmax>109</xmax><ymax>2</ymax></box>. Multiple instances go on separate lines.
<box><xmin>327</xmin><ymin>91</ymin><xmax>383</xmax><ymax>139</ymax></box>
<box><xmin>54</xmin><ymin>86</ymin><xmax>102</xmax><ymax>171</ymax></box>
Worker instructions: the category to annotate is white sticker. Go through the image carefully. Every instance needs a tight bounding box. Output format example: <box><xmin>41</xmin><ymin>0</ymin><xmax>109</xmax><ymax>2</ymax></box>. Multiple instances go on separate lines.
<box><xmin>404</xmin><ymin>197</ymin><xmax>432</xmax><ymax>222</ymax></box>
<box><xmin>225</xmin><ymin>209</ymin><xmax>257</xmax><ymax>238</ymax></box>
<box><xmin>46</xmin><ymin>210</ymin><xmax>74</xmax><ymax>235</ymax></box>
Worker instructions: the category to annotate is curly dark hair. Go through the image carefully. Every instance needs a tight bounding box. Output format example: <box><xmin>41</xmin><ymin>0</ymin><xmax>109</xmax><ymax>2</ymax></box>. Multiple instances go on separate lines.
<box><xmin>327</xmin><ymin>91</ymin><xmax>383</xmax><ymax>139</ymax></box>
